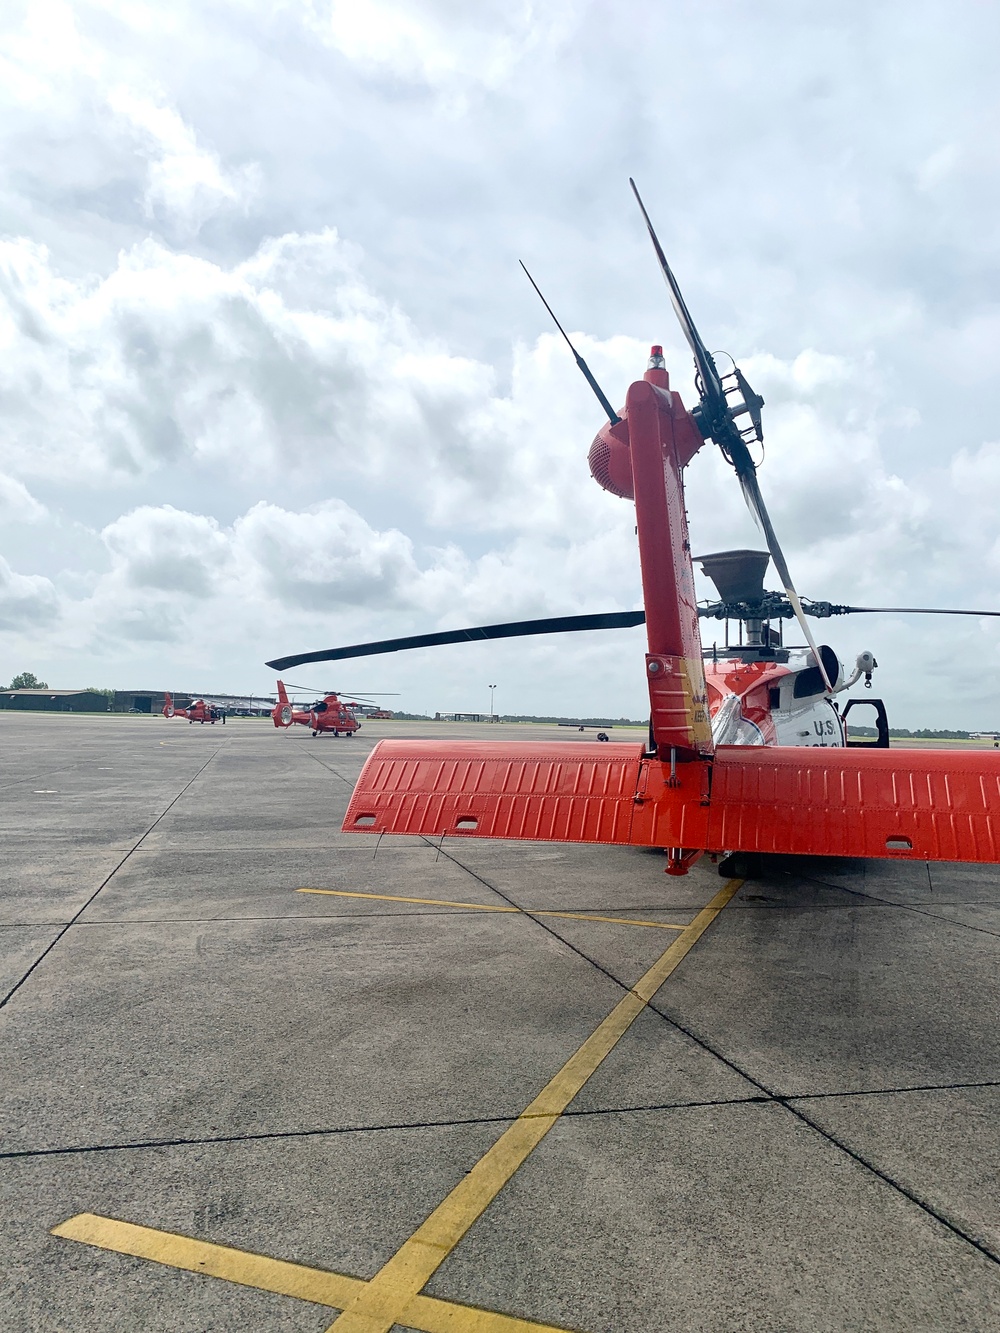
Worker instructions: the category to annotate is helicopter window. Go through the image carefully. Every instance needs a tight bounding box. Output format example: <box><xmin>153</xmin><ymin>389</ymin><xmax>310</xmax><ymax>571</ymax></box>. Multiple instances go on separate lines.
<box><xmin>768</xmin><ymin>687</ymin><xmax>780</xmax><ymax>710</ymax></box>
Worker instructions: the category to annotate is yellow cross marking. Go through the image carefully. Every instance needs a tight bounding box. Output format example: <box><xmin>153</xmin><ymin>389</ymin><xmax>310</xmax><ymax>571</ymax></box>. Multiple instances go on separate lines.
<box><xmin>53</xmin><ymin>880</ymin><xmax>743</xmax><ymax>1331</ymax></box>
<box><xmin>50</xmin><ymin>1214</ymin><xmax>573</xmax><ymax>1332</ymax></box>
<box><xmin>297</xmin><ymin>886</ymin><xmax>687</xmax><ymax>931</ymax></box>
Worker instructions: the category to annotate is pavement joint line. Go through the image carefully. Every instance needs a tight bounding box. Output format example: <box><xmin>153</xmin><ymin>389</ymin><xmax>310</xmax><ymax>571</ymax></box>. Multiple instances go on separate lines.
<box><xmin>0</xmin><ymin>764</ymin><xmax>79</xmax><ymax>793</ymax></box>
<box><xmin>16</xmin><ymin>1079</ymin><xmax>1000</xmax><ymax>1162</ymax></box>
<box><xmin>21</xmin><ymin>1077</ymin><xmax>1000</xmax><ymax>1165</ymax></box>
<box><xmin>296</xmin><ymin>887</ymin><xmax>687</xmax><ymax>931</ymax></box>
<box><xmin>792</xmin><ymin>871</ymin><xmax>1000</xmax><ymax>942</ymax></box>
<box><xmin>7</xmin><ymin>1097</ymin><xmax>779</xmax><ymax>1162</ymax></box>
<box><xmin>305</xmin><ymin>752</ymin><xmax>362</xmax><ymax>786</ymax></box>
<box><xmin>0</xmin><ymin>743</ymin><xmax>229</xmax><ymax>1011</ymax></box>
<box><xmin>52</xmin><ymin>880</ymin><xmax>742</xmax><ymax>1332</ymax></box>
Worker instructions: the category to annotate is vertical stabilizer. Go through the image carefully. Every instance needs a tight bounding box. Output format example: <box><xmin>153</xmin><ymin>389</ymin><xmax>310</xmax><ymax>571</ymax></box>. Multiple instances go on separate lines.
<box><xmin>626</xmin><ymin>365</ymin><xmax>712</xmax><ymax>760</ymax></box>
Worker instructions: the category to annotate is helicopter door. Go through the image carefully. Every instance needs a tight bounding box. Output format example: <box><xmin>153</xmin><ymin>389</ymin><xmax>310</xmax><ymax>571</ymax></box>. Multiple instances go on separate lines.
<box><xmin>841</xmin><ymin>698</ymin><xmax>890</xmax><ymax>749</ymax></box>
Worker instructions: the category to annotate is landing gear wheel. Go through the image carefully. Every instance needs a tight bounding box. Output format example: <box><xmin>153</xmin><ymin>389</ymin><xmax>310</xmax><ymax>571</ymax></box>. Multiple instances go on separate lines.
<box><xmin>718</xmin><ymin>852</ymin><xmax>764</xmax><ymax>879</ymax></box>
<box><xmin>312</xmin><ymin>730</ymin><xmax>318</xmax><ymax>737</ymax></box>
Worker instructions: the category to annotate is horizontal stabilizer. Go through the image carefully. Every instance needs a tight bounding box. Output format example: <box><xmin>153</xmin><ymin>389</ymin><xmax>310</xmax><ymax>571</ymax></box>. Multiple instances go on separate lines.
<box><xmin>708</xmin><ymin>745</ymin><xmax>1000</xmax><ymax>862</ymax></box>
<box><xmin>343</xmin><ymin>740</ymin><xmax>1000</xmax><ymax>866</ymax></box>
<box><xmin>343</xmin><ymin>740</ymin><xmax>650</xmax><ymax>844</ymax></box>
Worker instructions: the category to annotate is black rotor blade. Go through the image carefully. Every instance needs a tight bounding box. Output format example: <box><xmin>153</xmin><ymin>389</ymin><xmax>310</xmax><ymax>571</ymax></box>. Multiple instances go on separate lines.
<box><xmin>840</xmin><ymin>606</ymin><xmax>1000</xmax><ymax>617</ymax></box>
<box><xmin>281</xmin><ymin>679</ymin><xmax>400</xmax><ymax>696</ymax></box>
<box><xmin>735</xmin><ymin>469</ymin><xmax>835</xmax><ymax>690</ymax></box>
<box><xmin>629</xmin><ymin>178</ymin><xmax>724</xmax><ymax>406</ymax></box>
<box><xmin>266</xmin><ymin>611</ymin><xmax>646</xmax><ymax>671</ymax></box>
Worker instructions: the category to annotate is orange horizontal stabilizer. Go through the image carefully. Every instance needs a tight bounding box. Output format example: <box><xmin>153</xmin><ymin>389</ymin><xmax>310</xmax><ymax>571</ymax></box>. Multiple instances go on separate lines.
<box><xmin>343</xmin><ymin>740</ymin><xmax>662</xmax><ymax>844</ymax></box>
<box><xmin>707</xmin><ymin>745</ymin><xmax>1000</xmax><ymax>862</ymax></box>
<box><xmin>343</xmin><ymin>740</ymin><xmax>1000</xmax><ymax>866</ymax></box>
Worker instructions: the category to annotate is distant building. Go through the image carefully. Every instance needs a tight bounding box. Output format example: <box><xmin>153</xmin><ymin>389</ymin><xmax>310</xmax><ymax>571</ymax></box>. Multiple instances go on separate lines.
<box><xmin>0</xmin><ymin>690</ymin><xmax>277</xmax><ymax>716</ymax></box>
<box><xmin>434</xmin><ymin>711</ymin><xmax>484</xmax><ymax>722</ymax></box>
<box><xmin>0</xmin><ymin>689</ymin><xmax>111</xmax><ymax>712</ymax></box>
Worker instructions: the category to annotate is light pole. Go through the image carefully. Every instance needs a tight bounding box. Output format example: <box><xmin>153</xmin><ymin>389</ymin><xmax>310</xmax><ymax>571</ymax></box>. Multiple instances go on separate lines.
<box><xmin>488</xmin><ymin>684</ymin><xmax>496</xmax><ymax>722</ymax></box>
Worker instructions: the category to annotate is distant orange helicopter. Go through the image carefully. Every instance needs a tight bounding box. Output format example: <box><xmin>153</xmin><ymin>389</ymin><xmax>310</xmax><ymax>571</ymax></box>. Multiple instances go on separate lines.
<box><xmin>162</xmin><ymin>693</ymin><xmax>226</xmax><ymax>724</ymax></box>
<box><xmin>267</xmin><ymin>181</ymin><xmax>1000</xmax><ymax>876</ymax></box>
<box><xmin>270</xmin><ymin>681</ymin><xmax>397</xmax><ymax>737</ymax></box>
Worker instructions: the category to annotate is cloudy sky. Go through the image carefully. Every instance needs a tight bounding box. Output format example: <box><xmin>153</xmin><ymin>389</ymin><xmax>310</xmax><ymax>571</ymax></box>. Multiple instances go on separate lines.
<box><xmin>2</xmin><ymin>0</ymin><xmax>999</xmax><ymax>725</ymax></box>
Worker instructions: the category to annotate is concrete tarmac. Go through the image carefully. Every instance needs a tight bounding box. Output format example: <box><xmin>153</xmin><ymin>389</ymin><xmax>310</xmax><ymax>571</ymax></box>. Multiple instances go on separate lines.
<box><xmin>2</xmin><ymin>712</ymin><xmax>1000</xmax><ymax>1331</ymax></box>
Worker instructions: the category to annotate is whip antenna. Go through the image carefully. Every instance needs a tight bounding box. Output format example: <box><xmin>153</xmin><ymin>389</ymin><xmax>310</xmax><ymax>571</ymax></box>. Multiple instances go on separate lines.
<box><xmin>519</xmin><ymin>261</ymin><xmax>620</xmax><ymax>425</ymax></box>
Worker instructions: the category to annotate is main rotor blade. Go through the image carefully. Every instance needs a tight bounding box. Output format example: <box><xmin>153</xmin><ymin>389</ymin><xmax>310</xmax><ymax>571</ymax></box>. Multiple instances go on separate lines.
<box><xmin>840</xmin><ymin>606</ymin><xmax>1000</xmax><ymax>617</ymax></box>
<box><xmin>739</xmin><ymin>469</ymin><xmax>835</xmax><ymax>691</ymax></box>
<box><xmin>338</xmin><ymin>690</ymin><xmax>402</xmax><ymax>697</ymax></box>
<box><xmin>281</xmin><ymin>679</ymin><xmax>400</xmax><ymax>695</ymax></box>
<box><xmin>629</xmin><ymin>178</ymin><xmax>724</xmax><ymax>405</ymax></box>
<box><xmin>266</xmin><ymin>611</ymin><xmax>646</xmax><ymax>671</ymax></box>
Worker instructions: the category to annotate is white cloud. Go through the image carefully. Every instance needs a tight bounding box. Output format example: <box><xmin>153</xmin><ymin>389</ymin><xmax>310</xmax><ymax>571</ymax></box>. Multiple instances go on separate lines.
<box><xmin>0</xmin><ymin>1</ymin><xmax>258</xmax><ymax>239</ymax></box>
<box><xmin>301</xmin><ymin>0</ymin><xmax>575</xmax><ymax>97</ymax></box>
<box><xmin>0</xmin><ymin>474</ymin><xmax>46</xmax><ymax>523</ymax></box>
<box><xmin>106</xmin><ymin>86</ymin><xmax>260</xmax><ymax>233</ymax></box>
<box><xmin>0</xmin><ymin>555</ymin><xmax>58</xmax><ymax>630</ymax></box>
<box><xmin>0</xmin><ymin>229</ymin><xmax>647</xmax><ymax>543</ymax></box>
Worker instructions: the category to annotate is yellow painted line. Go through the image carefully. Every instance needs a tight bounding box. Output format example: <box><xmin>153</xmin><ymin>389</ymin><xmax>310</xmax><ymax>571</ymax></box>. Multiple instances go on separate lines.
<box><xmin>51</xmin><ymin>1215</ymin><xmax>576</xmax><ymax>1332</ymax></box>
<box><xmin>297</xmin><ymin>886</ymin><xmax>686</xmax><ymax>932</ymax></box>
<box><xmin>325</xmin><ymin>878</ymin><xmax>743</xmax><ymax>1333</ymax></box>
<box><xmin>52</xmin><ymin>1213</ymin><xmax>360</xmax><ymax>1307</ymax></box>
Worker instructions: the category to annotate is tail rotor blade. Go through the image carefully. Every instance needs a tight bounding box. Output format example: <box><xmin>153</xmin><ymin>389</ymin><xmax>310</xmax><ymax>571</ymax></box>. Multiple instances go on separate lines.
<box><xmin>519</xmin><ymin>262</ymin><xmax>621</xmax><ymax>425</ymax></box>
<box><xmin>266</xmin><ymin>610</ymin><xmax>646</xmax><ymax>672</ymax></box>
<box><xmin>629</xmin><ymin>178</ymin><xmax>724</xmax><ymax>406</ymax></box>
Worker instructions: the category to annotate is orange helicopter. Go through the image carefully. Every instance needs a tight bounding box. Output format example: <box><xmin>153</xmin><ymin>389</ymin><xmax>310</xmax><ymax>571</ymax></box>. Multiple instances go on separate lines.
<box><xmin>270</xmin><ymin>681</ymin><xmax>397</xmax><ymax>737</ymax></box>
<box><xmin>266</xmin><ymin>181</ymin><xmax>1000</xmax><ymax>876</ymax></box>
<box><xmin>162</xmin><ymin>692</ymin><xmax>226</xmax><ymax>724</ymax></box>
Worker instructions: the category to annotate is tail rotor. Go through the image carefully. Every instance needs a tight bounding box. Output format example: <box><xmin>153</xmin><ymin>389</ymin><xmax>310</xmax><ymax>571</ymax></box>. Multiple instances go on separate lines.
<box><xmin>271</xmin><ymin>681</ymin><xmax>294</xmax><ymax>728</ymax></box>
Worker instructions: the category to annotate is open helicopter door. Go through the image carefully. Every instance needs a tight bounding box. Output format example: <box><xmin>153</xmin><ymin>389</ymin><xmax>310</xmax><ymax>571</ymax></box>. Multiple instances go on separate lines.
<box><xmin>842</xmin><ymin>697</ymin><xmax>890</xmax><ymax>748</ymax></box>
